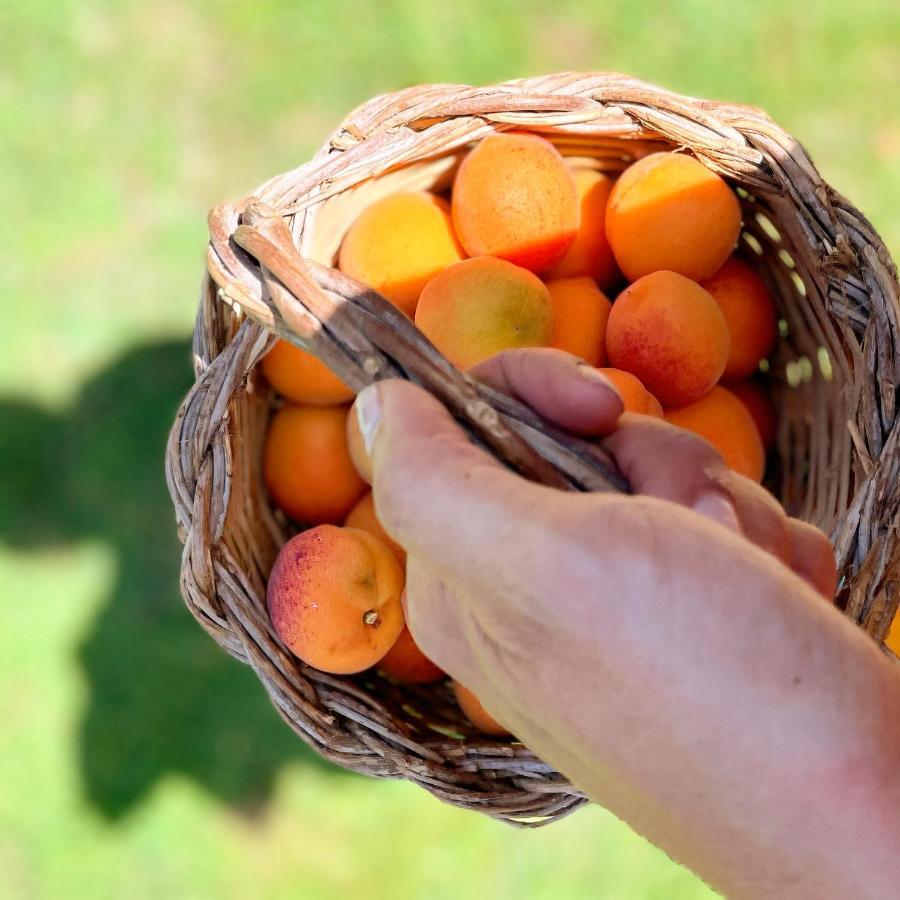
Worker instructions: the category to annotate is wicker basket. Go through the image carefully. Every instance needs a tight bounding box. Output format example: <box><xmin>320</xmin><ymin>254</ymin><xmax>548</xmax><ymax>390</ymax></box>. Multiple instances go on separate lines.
<box><xmin>166</xmin><ymin>73</ymin><xmax>900</xmax><ymax>826</ymax></box>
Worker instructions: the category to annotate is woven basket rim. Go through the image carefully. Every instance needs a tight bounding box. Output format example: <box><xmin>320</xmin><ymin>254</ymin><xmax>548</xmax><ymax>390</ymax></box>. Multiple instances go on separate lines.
<box><xmin>166</xmin><ymin>72</ymin><xmax>900</xmax><ymax>826</ymax></box>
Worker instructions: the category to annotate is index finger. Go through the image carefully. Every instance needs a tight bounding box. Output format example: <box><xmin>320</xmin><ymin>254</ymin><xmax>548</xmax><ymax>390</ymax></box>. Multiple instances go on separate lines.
<box><xmin>470</xmin><ymin>348</ymin><xmax>624</xmax><ymax>436</ymax></box>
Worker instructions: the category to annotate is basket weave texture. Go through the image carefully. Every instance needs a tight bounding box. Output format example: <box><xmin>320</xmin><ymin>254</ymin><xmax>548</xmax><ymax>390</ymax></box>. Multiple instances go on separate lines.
<box><xmin>166</xmin><ymin>73</ymin><xmax>900</xmax><ymax>826</ymax></box>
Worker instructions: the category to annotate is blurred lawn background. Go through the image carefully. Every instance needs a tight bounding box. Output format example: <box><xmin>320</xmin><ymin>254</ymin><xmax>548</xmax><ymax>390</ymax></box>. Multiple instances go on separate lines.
<box><xmin>1</xmin><ymin>1</ymin><xmax>897</xmax><ymax>898</ymax></box>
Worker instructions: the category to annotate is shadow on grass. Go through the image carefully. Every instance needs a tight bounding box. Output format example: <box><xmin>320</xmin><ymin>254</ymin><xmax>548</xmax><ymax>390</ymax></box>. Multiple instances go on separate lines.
<box><xmin>0</xmin><ymin>338</ymin><xmax>345</xmax><ymax>820</ymax></box>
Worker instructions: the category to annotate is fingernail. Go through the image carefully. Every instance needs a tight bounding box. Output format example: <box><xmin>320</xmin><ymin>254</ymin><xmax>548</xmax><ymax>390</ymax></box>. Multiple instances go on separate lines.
<box><xmin>575</xmin><ymin>363</ymin><xmax>621</xmax><ymax>398</ymax></box>
<box><xmin>355</xmin><ymin>384</ymin><xmax>382</xmax><ymax>456</ymax></box>
<box><xmin>692</xmin><ymin>489</ymin><xmax>742</xmax><ymax>533</ymax></box>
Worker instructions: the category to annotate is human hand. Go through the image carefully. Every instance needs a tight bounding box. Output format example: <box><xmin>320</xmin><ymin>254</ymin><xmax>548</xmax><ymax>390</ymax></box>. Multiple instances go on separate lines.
<box><xmin>354</xmin><ymin>348</ymin><xmax>900</xmax><ymax>898</ymax></box>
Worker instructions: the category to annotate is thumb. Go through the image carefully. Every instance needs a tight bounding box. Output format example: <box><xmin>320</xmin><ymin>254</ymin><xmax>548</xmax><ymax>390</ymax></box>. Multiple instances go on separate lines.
<box><xmin>355</xmin><ymin>379</ymin><xmax>541</xmax><ymax>568</ymax></box>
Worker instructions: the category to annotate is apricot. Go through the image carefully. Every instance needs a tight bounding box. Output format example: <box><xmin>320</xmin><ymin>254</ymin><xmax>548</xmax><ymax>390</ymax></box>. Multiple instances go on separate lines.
<box><xmin>338</xmin><ymin>191</ymin><xmax>465</xmax><ymax>317</ymax></box>
<box><xmin>664</xmin><ymin>386</ymin><xmax>765</xmax><ymax>481</ymax></box>
<box><xmin>415</xmin><ymin>257</ymin><xmax>554</xmax><ymax>369</ymax></box>
<box><xmin>344</xmin><ymin>491</ymin><xmax>405</xmax><ymax>566</ymax></box>
<box><xmin>452</xmin><ymin>681</ymin><xmax>511</xmax><ymax>736</ymax></box>
<box><xmin>597</xmin><ymin>368</ymin><xmax>664</xmax><ymax>418</ymax></box>
<box><xmin>263</xmin><ymin>404</ymin><xmax>366</xmax><ymax>523</ymax></box>
<box><xmin>606</xmin><ymin>270</ymin><xmax>730</xmax><ymax>405</ymax></box>
<box><xmin>886</xmin><ymin>614</ymin><xmax>900</xmax><ymax>656</ymax></box>
<box><xmin>379</xmin><ymin>626</ymin><xmax>444</xmax><ymax>684</ymax></box>
<box><xmin>267</xmin><ymin>525</ymin><xmax>404</xmax><ymax>674</ymax></box>
<box><xmin>345</xmin><ymin>401</ymin><xmax>372</xmax><ymax>484</ymax></box>
<box><xmin>261</xmin><ymin>339</ymin><xmax>354</xmax><ymax>406</ymax></box>
<box><xmin>546</xmin><ymin>168</ymin><xmax>619</xmax><ymax>288</ymax></box>
<box><xmin>545</xmin><ymin>276</ymin><xmax>612</xmax><ymax>367</ymax></box>
<box><xmin>606</xmin><ymin>152</ymin><xmax>742</xmax><ymax>281</ymax></box>
<box><xmin>451</xmin><ymin>132</ymin><xmax>578</xmax><ymax>273</ymax></box>
<box><xmin>727</xmin><ymin>379</ymin><xmax>777</xmax><ymax>450</ymax></box>
<box><xmin>701</xmin><ymin>257</ymin><xmax>777</xmax><ymax>380</ymax></box>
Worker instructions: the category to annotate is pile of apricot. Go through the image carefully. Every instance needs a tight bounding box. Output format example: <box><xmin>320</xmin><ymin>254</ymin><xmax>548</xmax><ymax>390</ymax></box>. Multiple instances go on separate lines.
<box><xmin>262</xmin><ymin>134</ymin><xmax>780</xmax><ymax>737</ymax></box>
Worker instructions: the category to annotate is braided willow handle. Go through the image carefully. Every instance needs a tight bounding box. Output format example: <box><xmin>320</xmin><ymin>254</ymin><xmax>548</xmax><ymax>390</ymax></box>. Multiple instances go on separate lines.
<box><xmin>211</xmin><ymin>198</ymin><xmax>628</xmax><ymax>495</ymax></box>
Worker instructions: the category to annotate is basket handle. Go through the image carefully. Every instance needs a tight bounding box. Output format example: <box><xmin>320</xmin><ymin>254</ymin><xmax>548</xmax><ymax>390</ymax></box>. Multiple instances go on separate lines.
<box><xmin>211</xmin><ymin>198</ymin><xmax>627</xmax><ymax>494</ymax></box>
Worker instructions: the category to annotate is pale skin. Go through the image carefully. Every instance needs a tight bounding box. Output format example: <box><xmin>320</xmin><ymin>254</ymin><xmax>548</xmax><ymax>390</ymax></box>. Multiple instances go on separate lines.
<box><xmin>353</xmin><ymin>349</ymin><xmax>900</xmax><ymax>899</ymax></box>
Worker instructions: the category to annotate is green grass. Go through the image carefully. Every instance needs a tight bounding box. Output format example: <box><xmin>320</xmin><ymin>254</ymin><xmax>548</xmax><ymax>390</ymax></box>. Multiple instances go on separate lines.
<box><xmin>1</xmin><ymin>1</ymin><xmax>897</xmax><ymax>897</ymax></box>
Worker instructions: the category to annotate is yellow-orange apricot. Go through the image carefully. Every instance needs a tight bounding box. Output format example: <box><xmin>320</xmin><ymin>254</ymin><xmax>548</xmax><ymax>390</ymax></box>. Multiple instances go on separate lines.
<box><xmin>267</xmin><ymin>525</ymin><xmax>404</xmax><ymax>674</ymax></box>
<box><xmin>451</xmin><ymin>133</ymin><xmax>578</xmax><ymax>273</ymax></box>
<box><xmin>664</xmin><ymin>386</ymin><xmax>765</xmax><ymax>481</ymax></box>
<box><xmin>452</xmin><ymin>681</ymin><xmax>511</xmax><ymax>736</ymax></box>
<box><xmin>597</xmin><ymin>368</ymin><xmax>664</xmax><ymax>418</ymax></box>
<box><xmin>727</xmin><ymin>379</ymin><xmax>777</xmax><ymax>450</ymax></box>
<box><xmin>263</xmin><ymin>404</ymin><xmax>366</xmax><ymax>523</ymax></box>
<box><xmin>606</xmin><ymin>270</ymin><xmax>730</xmax><ymax>405</ymax></box>
<box><xmin>344</xmin><ymin>491</ymin><xmax>405</xmax><ymax>566</ymax></box>
<box><xmin>338</xmin><ymin>191</ymin><xmax>465</xmax><ymax>317</ymax></box>
<box><xmin>415</xmin><ymin>257</ymin><xmax>554</xmax><ymax>369</ymax></box>
<box><xmin>606</xmin><ymin>152</ymin><xmax>742</xmax><ymax>281</ymax></box>
<box><xmin>701</xmin><ymin>256</ymin><xmax>777</xmax><ymax>380</ymax></box>
<box><xmin>379</xmin><ymin>626</ymin><xmax>444</xmax><ymax>684</ymax></box>
<box><xmin>261</xmin><ymin>340</ymin><xmax>354</xmax><ymax>406</ymax></box>
<box><xmin>545</xmin><ymin>276</ymin><xmax>612</xmax><ymax>367</ymax></box>
<box><xmin>547</xmin><ymin>168</ymin><xmax>619</xmax><ymax>288</ymax></box>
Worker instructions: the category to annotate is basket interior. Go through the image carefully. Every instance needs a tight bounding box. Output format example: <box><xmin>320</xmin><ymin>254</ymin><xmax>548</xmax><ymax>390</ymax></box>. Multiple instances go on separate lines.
<box><xmin>296</xmin><ymin>132</ymin><xmax>853</xmax><ymax>526</ymax></box>
<box><xmin>244</xmin><ymin>130</ymin><xmax>853</xmax><ymax>745</ymax></box>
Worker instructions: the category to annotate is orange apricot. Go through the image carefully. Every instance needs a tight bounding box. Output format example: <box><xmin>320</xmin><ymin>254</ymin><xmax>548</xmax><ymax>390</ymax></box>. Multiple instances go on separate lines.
<box><xmin>267</xmin><ymin>525</ymin><xmax>404</xmax><ymax>674</ymax></box>
<box><xmin>338</xmin><ymin>191</ymin><xmax>465</xmax><ymax>317</ymax></box>
<box><xmin>597</xmin><ymin>367</ymin><xmax>664</xmax><ymax>418</ymax></box>
<box><xmin>886</xmin><ymin>614</ymin><xmax>900</xmax><ymax>656</ymax></box>
<box><xmin>415</xmin><ymin>257</ymin><xmax>554</xmax><ymax>369</ymax></box>
<box><xmin>546</xmin><ymin>168</ymin><xmax>619</xmax><ymax>288</ymax></box>
<box><xmin>451</xmin><ymin>132</ymin><xmax>578</xmax><ymax>273</ymax></box>
<box><xmin>379</xmin><ymin>626</ymin><xmax>444</xmax><ymax>684</ymax></box>
<box><xmin>263</xmin><ymin>404</ymin><xmax>366</xmax><ymax>523</ymax></box>
<box><xmin>727</xmin><ymin>379</ymin><xmax>777</xmax><ymax>450</ymax></box>
<box><xmin>664</xmin><ymin>385</ymin><xmax>765</xmax><ymax>481</ymax></box>
<box><xmin>261</xmin><ymin>340</ymin><xmax>354</xmax><ymax>406</ymax></box>
<box><xmin>452</xmin><ymin>682</ymin><xmax>511</xmax><ymax>736</ymax></box>
<box><xmin>701</xmin><ymin>256</ymin><xmax>777</xmax><ymax>380</ymax></box>
<box><xmin>545</xmin><ymin>276</ymin><xmax>612</xmax><ymax>367</ymax></box>
<box><xmin>606</xmin><ymin>152</ymin><xmax>742</xmax><ymax>281</ymax></box>
<box><xmin>344</xmin><ymin>491</ymin><xmax>405</xmax><ymax>566</ymax></box>
<box><xmin>606</xmin><ymin>270</ymin><xmax>730</xmax><ymax>405</ymax></box>
<box><xmin>345</xmin><ymin>401</ymin><xmax>372</xmax><ymax>485</ymax></box>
